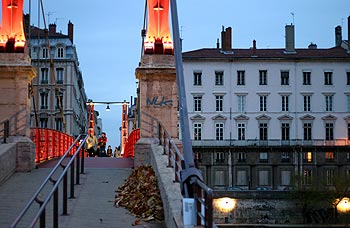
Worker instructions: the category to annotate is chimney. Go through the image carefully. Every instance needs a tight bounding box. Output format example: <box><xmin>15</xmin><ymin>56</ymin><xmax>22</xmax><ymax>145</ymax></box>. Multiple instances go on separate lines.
<box><xmin>49</xmin><ymin>23</ymin><xmax>56</xmax><ymax>35</ymax></box>
<box><xmin>335</xmin><ymin>25</ymin><xmax>342</xmax><ymax>46</ymax></box>
<box><xmin>225</xmin><ymin>27</ymin><xmax>232</xmax><ymax>51</ymax></box>
<box><xmin>221</xmin><ymin>26</ymin><xmax>226</xmax><ymax>50</ymax></box>
<box><xmin>308</xmin><ymin>43</ymin><xmax>317</xmax><ymax>49</ymax></box>
<box><xmin>285</xmin><ymin>24</ymin><xmax>295</xmax><ymax>53</ymax></box>
<box><xmin>68</xmin><ymin>21</ymin><xmax>74</xmax><ymax>43</ymax></box>
<box><xmin>252</xmin><ymin>40</ymin><xmax>257</xmax><ymax>56</ymax></box>
<box><xmin>221</xmin><ymin>26</ymin><xmax>232</xmax><ymax>52</ymax></box>
<box><xmin>216</xmin><ymin>38</ymin><xmax>220</xmax><ymax>49</ymax></box>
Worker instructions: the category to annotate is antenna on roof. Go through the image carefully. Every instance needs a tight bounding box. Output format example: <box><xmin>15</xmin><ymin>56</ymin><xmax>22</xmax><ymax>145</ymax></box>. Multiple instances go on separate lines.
<box><xmin>290</xmin><ymin>12</ymin><xmax>295</xmax><ymax>24</ymax></box>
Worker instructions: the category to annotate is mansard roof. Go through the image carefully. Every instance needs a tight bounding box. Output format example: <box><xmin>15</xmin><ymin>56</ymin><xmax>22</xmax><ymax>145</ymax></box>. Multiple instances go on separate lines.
<box><xmin>183</xmin><ymin>46</ymin><xmax>350</xmax><ymax>60</ymax></box>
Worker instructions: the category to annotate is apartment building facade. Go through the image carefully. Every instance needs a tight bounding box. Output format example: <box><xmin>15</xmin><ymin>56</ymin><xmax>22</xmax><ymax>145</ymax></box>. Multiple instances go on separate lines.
<box><xmin>29</xmin><ymin>22</ymin><xmax>88</xmax><ymax>137</ymax></box>
<box><xmin>183</xmin><ymin>21</ymin><xmax>350</xmax><ymax>190</ymax></box>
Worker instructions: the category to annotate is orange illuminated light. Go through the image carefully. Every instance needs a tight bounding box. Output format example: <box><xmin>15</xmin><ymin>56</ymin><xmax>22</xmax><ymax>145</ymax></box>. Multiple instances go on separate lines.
<box><xmin>144</xmin><ymin>0</ymin><xmax>173</xmax><ymax>55</ymax></box>
<box><xmin>0</xmin><ymin>0</ymin><xmax>26</xmax><ymax>52</ymax></box>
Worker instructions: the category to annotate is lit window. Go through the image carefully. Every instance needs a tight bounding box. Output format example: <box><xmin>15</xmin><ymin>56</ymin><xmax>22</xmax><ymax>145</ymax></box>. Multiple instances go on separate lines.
<box><xmin>304</xmin><ymin>152</ymin><xmax>312</xmax><ymax>162</ymax></box>
<box><xmin>193</xmin><ymin>123</ymin><xmax>202</xmax><ymax>140</ymax></box>
<box><xmin>325</xmin><ymin>151</ymin><xmax>335</xmax><ymax>161</ymax></box>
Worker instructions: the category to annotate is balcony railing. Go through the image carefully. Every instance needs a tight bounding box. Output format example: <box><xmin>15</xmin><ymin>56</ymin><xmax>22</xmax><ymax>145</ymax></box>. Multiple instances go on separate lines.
<box><xmin>192</xmin><ymin>139</ymin><xmax>350</xmax><ymax>147</ymax></box>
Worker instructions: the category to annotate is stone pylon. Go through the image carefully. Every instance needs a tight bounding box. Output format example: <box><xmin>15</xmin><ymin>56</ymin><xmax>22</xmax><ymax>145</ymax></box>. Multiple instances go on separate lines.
<box><xmin>135</xmin><ymin>55</ymin><xmax>178</xmax><ymax>139</ymax></box>
<box><xmin>0</xmin><ymin>53</ymin><xmax>36</xmax><ymax>137</ymax></box>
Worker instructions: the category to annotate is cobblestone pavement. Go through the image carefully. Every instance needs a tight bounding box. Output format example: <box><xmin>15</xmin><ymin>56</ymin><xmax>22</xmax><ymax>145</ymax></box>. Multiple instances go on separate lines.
<box><xmin>0</xmin><ymin>158</ymin><xmax>165</xmax><ymax>228</ymax></box>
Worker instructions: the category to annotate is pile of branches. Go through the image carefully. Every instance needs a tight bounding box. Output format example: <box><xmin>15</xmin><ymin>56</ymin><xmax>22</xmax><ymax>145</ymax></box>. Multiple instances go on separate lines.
<box><xmin>115</xmin><ymin>165</ymin><xmax>164</xmax><ymax>221</ymax></box>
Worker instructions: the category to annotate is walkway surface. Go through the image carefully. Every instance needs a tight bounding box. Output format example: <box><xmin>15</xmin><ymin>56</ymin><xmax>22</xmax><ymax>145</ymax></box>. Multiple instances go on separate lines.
<box><xmin>0</xmin><ymin>157</ymin><xmax>166</xmax><ymax>228</ymax></box>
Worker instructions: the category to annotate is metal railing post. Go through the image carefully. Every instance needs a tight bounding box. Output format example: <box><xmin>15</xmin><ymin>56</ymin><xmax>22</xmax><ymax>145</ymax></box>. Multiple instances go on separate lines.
<box><xmin>81</xmin><ymin>149</ymin><xmax>85</xmax><ymax>174</ymax></box>
<box><xmin>62</xmin><ymin>172</ymin><xmax>68</xmax><ymax>215</ymax></box>
<box><xmin>53</xmin><ymin>188</ymin><xmax>59</xmax><ymax>228</ymax></box>
<box><xmin>76</xmin><ymin>151</ymin><xmax>80</xmax><ymax>185</ymax></box>
<box><xmin>70</xmin><ymin>159</ymin><xmax>75</xmax><ymax>198</ymax></box>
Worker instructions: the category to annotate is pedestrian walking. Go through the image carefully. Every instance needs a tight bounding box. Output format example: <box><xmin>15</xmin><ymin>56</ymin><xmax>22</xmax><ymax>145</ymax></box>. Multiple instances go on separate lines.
<box><xmin>98</xmin><ymin>132</ymin><xmax>108</xmax><ymax>157</ymax></box>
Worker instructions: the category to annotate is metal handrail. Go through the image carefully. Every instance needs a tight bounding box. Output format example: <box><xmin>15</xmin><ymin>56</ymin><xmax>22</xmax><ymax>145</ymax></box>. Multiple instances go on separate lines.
<box><xmin>141</xmin><ymin>111</ymin><xmax>214</xmax><ymax>228</ymax></box>
<box><xmin>10</xmin><ymin>134</ymin><xmax>87</xmax><ymax>228</ymax></box>
<box><xmin>0</xmin><ymin>108</ymin><xmax>27</xmax><ymax>143</ymax></box>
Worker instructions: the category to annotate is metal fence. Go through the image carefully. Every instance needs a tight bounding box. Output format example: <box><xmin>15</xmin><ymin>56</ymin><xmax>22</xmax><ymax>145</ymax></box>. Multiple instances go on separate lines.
<box><xmin>10</xmin><ymin>134</ymin><xmax>87</xmax><ymax>228</ymax></box>
<box><xmin>141</xmin><ymin>111</ymin><xmax>215</xmax><ymax>228</ymax></box>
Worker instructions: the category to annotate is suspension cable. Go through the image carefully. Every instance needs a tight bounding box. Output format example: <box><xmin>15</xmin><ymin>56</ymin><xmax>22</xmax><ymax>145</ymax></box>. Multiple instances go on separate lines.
<box><xmin>39</xmin><ymin>0</ymin><xmax>67</xmax><ymax>133</ymax></box>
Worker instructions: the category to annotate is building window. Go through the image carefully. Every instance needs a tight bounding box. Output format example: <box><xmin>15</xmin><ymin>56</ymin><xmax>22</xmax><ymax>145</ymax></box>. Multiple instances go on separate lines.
<box><xmin>214</xmin><ymin>170</ymin><xmax>225</xmax><ymax>186</ymax></box>
<box><xmin>281</xmin><ymin>123</ymin><xmax>290</xmax><ymax>141</ymax></box>
<box><xmin>303</xmin><ymin>123</ymin><xmax>312</xmax><ymax>140</ymax></box>
<box><xmin>215</xmin><ymin>152</ymin><xmax>225</xmax><ymax>162</ymax></box>
<box><xmin>303</xmin><ymin>71</ymin><xmax>311</xmax><ymax>85</ymax></box>
<box><xmin>347</xmin><ymin>95</ymin><xmax>350</xmax><ymax>112</ymax></box>
<box><xmin>281</xmin><ymin>170</ymin><xmax>291</xmax><ymax>186</ymax></box>
<box><xmin>42</xmin><ymin>47</ymin><xmax>48</xmax><ymax>59</ymax></box>
<box><xmin>303</xmin><ymin>95</ymin><xmax>311</xmax><ymax>112</ymax></box>
<box><xmin>215</xmin><ymin>95</ymin><xmax>223</xmax><ymax>112</ymax></box>
<box><xmin>348</xmin><ymin>123</ymin><xmax>350</xmax><ymax>140</ymax></box>
<box><xmin>215</xmin><ymin>123</ymin><xmax>224</xmax><ymax>140</ymax></box>
<box><xmin>215</xmin><ymin>71</ymin><xmax>224</xmax><ymax>86</ymax></box>
<box><xmin>40</xmin><ymin>92</ymin><xmax>48</xmax><ymax>109</ymax></box>
<box><xmin>194</xmin><ymin>152</ymin><xmax>202</xmax><ymax>162</ymax></box>
<box><xmin>55</xmin><ymin>118</ymin><xmax>63</xmax><ymax>131</ymax></box>
<box><xmin>347</xmin><ymin>72</ymin><xmax>350</xmax><ymax>85</ymax></box>
<box><xmin>39</xmin><ymin>118</ymin><xmax>48</xmax><ymax>128</ymax></box>
<box><xmin>281</xmin><ymin>71</ymin><xmax>289</xmax><ymax>85</ymax></box>
<box><xmin>347</xmin><ymin>152</ymin><xmax>350</xmax><ymax>162</ymax></box>
<box><xmin>237</xmin><ymin>70</ymin><xmax>245</xmax><ymax>85</ymax></box>
<box><xmin>237</xmin><ymin>170</ymin><xmax>248</xmax><ymax>186</ymax></box>
<box><xmin>259</xmin><ymin>70</ymin><xmax>267</xmax><ymax>85</ymax></box>
<box><xmin>57</xmin><ymin>47</ymin><xmax>64</xmax><ymax>58</ymax></box>
<box><xmin>326</xmin><ymin>169</ymin><xmax>335</xmax><ymax>186</ymax></box>
<box><xmin>237</xmin><ymin>123</ymin><xmax>246</xmax><ymax>140</ymax></box>
<box><xmin>41</xmin><ymin>68</ymin><xmax>49</xmax><ymax>84</ymax></box>
<box><xmin>325</xmin><ymin>151</ymin><xmax>335</xmax><ymax>161</ymax></box>
<box><xmin>193</xmin><ymin>123</ymin><xmax>202</xmax><ymax>140</ymax></box>
<box><xmin>193</xmin><ymin>71</ymin><xmax>202</xmax><ymax>86</ymax></box>
<box><xmin>193</xmin><ymin>95</ymin><xmax>202</xmax><ymax>112</ymax></box>
<box><xmin>259</xmin><ymin>95</ymin><xmax>267</xmax><ymax>111</ymax></box>
<box><xmin>237</xmin><ymin>95</ymin><xmax>246</xmax><ymax>112</ymax></box>
<box><xmin>303</xmin><ymin>169</ymin><xmax>312</xmax><ymax>185</ymax></box>
<box><xmin>238</xmin><ymin>152</ymin><xmax>246</xmax><ymax>162</ymax></box>
<box><xmin>281</xmin><ymin>95</ymin><xmax>289</xmax><ymax>111</ymax></box>
<box><xmin>259</xmin><ymin>123</ymin><xmax>268</xmax><ymax>140</ymax></box>
<box><xmin>56</xmin><ymin>68</ymin><xmax>64</xmax><ymax>84</ymax></box>
<box><xmin>304</xmin><ymin>152</ymin><xmax>313</xmax><ymax>163</ymax></box>
<box><xmin>259</xmin><ymin>152</ymin><xmax>268</xmax><ymax>162</ymax></box>
<box><xmin>325</xmin><ymin>95</ymin><xmax>333</xmax><ymax>111</ymax></box>
<box><xmin>56</xmin><ymin>92</ymin><xmax>64</xmax><ymax>110</ymax></box>
<box><xmin>325</xmin><ymin>123</ymin><xmax>334</xmax><ymax>140</ymax></box>
<box><xmin>258</xmin><ymin>170</ymin><xmax>269</xmax><ymax>186</ymax></box>
<box><xmin>324</xmin><ymin>71</ymin><xmax>333</xmax><ymax>85</ymax></box>
<box><xmin>281</xmin><ymin>152</ymin><xmax>291</xmax><ymax>162</ymax></box>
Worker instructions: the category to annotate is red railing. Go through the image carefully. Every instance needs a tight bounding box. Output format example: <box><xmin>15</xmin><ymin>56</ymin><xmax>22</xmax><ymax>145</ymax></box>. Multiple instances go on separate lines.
<box><xmin>123</xmin><ymin>129</ymin><xmax>140</xmax><ymax>158</ymax></box>
<box><xmin>30</xmin><ymin>128</ymin><xmax>75</xmax><ymax>163</ymax></box>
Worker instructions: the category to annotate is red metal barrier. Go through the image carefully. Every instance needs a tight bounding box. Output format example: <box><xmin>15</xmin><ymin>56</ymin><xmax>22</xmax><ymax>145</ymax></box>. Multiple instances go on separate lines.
<box><xmin>123</xmin><ymin>129</ymin><xmax>140</xmax><ymax>158</ymax></box>
<box><xmin>30</xmin><ymin>128</ymin><xmax>75</xmax><ymax>163</ymax></box>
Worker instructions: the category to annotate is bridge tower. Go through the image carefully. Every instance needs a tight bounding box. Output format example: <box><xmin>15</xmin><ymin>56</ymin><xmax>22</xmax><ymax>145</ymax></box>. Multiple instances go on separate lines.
<box><xmin>0</xmin><ymin>0</ymin><xmax>37</xmax><ymax>173</ymax></box>
<box><xmin>135</xmin><ymin>0</ymin><xmax>178</xmax><ymax>165</ymax></box>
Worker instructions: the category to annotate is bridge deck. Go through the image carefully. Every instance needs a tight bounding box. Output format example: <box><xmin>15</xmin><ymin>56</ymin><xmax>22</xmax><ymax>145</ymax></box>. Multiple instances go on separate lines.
<box><xmin>0</xmin><ymin>158</ymin><xmax>165</xmax><ymax>227</ymax></box>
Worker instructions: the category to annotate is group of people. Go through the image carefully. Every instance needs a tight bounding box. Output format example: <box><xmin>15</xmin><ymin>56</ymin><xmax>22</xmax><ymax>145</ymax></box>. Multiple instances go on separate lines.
<box><xmin>86</xmin><ymin>130</ymin><xmax>121</xmax><ymax>157</ymax></box>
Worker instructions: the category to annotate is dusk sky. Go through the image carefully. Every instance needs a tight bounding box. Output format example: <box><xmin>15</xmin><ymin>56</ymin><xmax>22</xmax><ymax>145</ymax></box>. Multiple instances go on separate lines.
<box><xmin>23</xmin><ymin>0</ymin><xmax>349</xmax><ymax>148</ymax></box>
